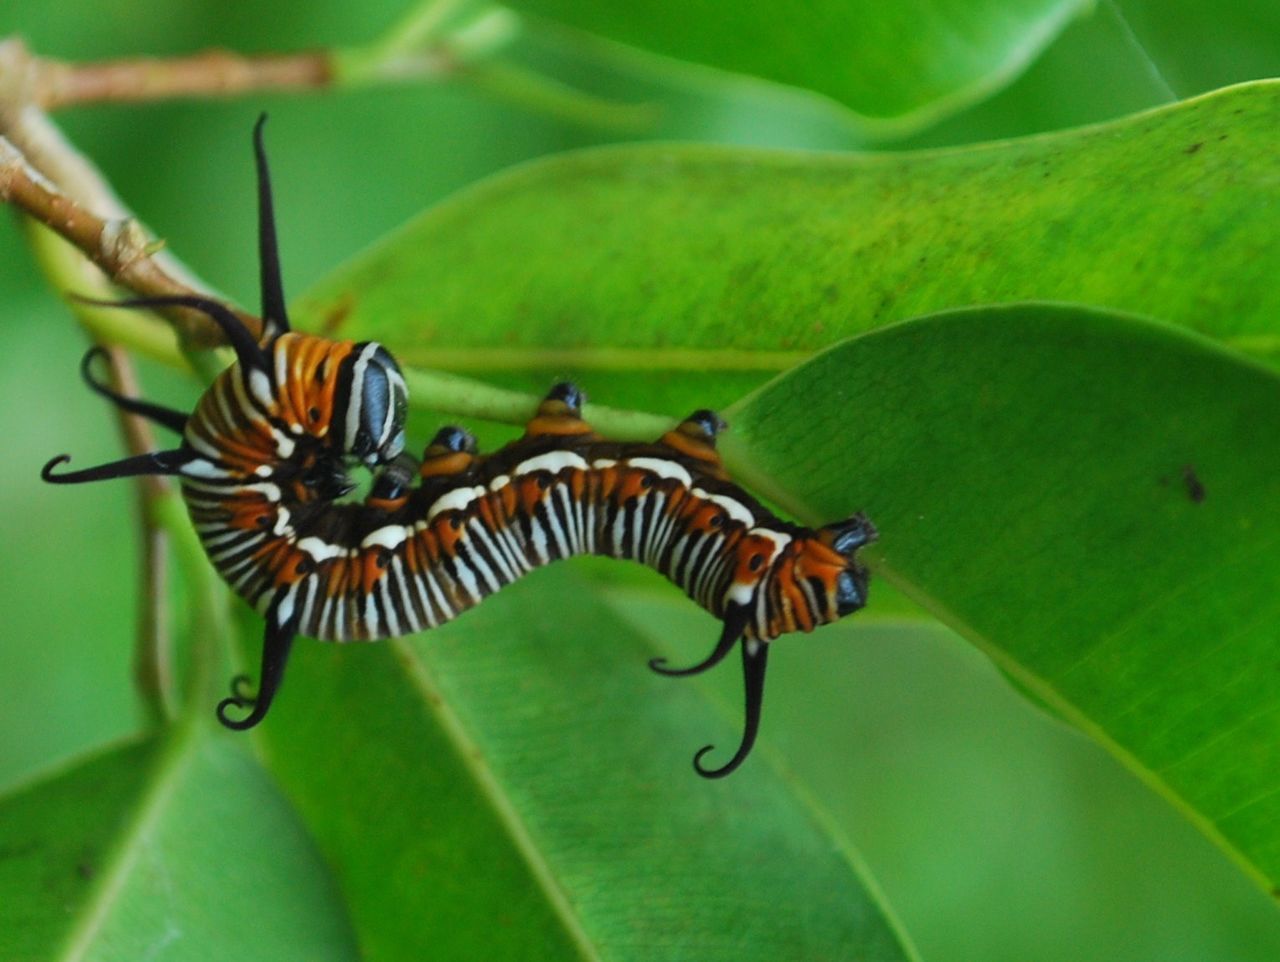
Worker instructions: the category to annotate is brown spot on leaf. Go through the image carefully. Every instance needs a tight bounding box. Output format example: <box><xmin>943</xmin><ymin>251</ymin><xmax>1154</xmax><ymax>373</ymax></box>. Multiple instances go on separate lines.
<box><xmin>1182</xmin><ymin>465</ymin><xmax>1206</xmax><ymax>503</ymax></box>
<box><xmin>1183</xmin><ymin>142</ymin><xmax>1203</xmax><ymax>155</ymax></box>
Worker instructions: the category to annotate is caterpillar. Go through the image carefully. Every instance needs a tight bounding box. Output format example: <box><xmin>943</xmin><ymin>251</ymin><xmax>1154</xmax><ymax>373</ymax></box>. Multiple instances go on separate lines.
<box><xmin>42</xmin><ymin>118</ymin><xmax>875</xmax><ymax>778</ymax></box>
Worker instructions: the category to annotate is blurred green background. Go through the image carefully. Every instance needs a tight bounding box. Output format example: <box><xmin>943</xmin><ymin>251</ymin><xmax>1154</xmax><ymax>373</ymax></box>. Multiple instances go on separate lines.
<box><xmin>2</xmin><ymin>1</ymin><xmax>1279</xmax><ymax>960</ymax></box>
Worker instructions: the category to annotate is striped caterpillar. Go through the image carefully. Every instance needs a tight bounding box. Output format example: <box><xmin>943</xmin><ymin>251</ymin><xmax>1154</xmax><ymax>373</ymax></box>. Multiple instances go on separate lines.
<box><xmin>42</xmin><ymin>119</ymin><xmax>875</xmax><ymax>777</ymax></box>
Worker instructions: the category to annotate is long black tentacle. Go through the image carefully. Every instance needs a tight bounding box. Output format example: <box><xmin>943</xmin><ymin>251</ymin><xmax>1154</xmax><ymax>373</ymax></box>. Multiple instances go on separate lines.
<box><xmin>79</xmin><ymin>347</ymin><xmax>190</xmax><ymax>434</ymax></box>
<box><xmin>649</xmin><ymin>602</ymin><xmax>748</xmax><ymax>677</ymax></box>
<box><xmin>72</xmin><ymin>294</ymin><xmax>269</xmax><ymax>372</ymax></box>
<box><xmin>217</xmin><ymin>608</ymin><xmax>297</xmax><ymax>731</ymax></box>
<box><xmin>692</xmin><ymin>639</ymin><xmax>770</xmax><ymax>779</ymax></box>
<box><xmin>252</xmin><ymin>114</ymin><xmax>290</xmax><ymax>337</ymax></box>
<box><xmin>42</xmin><ymin>449</ymin><xmax>192</xmax><ymax>484</ymax></box>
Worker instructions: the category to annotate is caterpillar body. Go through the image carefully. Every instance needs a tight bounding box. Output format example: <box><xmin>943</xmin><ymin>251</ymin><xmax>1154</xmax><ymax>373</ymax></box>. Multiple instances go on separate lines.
<box><xmin>42</xmin><ymin>118</ymin><xmax>875</xmax><ymax>777</ymax></box>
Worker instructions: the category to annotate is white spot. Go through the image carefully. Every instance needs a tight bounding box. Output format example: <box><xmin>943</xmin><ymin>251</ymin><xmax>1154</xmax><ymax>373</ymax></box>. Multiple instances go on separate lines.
<box><xmin>626</xmin><ymin>457</ymin><xmax>692</xmax><ymax>486</ymax></box>
<box><xmin>362</xmin><ymin>525</ymin><xmax>408</xmax><ymax>551</ymax></box>
<box><xmin>514</xmin><ymin>451</ymin><xmax>588</xmax><ymax>476</ymax></box>
<box><xmin>248</xmin><ymin>368</ymin><xmax>274</xmax><ymax>410</ymax></box>
<box><xmin>297</xmin><ymin>537</ymin><xmax>344</xmax><ymax>562</ymax></box>
<box><xmin>489</xmin><ymin>474</ymin><xmax>510</xmax><ymax>492</ymax></box>
<box><xmin>181</xmin><ymin>459</ymin><xmax>228</xmax><ymax>480</ymax></box>
<box><xmin>591</xmin><ymin>458</ymin><xmax>617</xmax><ymax>469</ymax></box>
<box><xmin>726</xmin><ymin>582</ymin><xmax>754</xmax><ymax>607</ymax></box>
<box><xmin>693</xmin><ymin>487</ymin><xmax>755</xmax><ymax>526</ymax></box>
<box><xmin>254</xmin><ymin>464</ymin><xmax>273</xmax><ymax>478</ymax></box>
<box><xmin>426</xmin><ymin>485</ymin><xmax>485</xmax><ymax>523</ymax></box>
<box><xmin>276</xmin><ymin>582</ymin><xmax>301</xmax><ymax>625</ymax></box>
<box><xmin>270</xmin><ymin>427</ymin><xmax>296</xmax><ymax>459</ymax></box>
<box><xmin>272</xmin><ymin>507</ymin><xmax>292</xmax><ymax>537</ymax></box>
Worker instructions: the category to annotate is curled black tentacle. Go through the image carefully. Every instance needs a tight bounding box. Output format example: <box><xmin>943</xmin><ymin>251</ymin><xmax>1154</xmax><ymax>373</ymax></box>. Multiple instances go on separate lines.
<box><xmin>692</xmin><ymin>639</ymin><xmax>770</xmax><ymax>779</ymax></box>
<box><xmin>228</xmin><ymin>674</ymin><xmax>256</xmax><ymax>702</ymax></box>
<box><xmin>216</xmin><ymin>613</ymin><xmax>296</xmax><ymax>731</ymax></box>
<box><xmin>41</xmin><ymin>448</ymin><xmax>192</xmax><ymax>484</ymax></box>
<box><xmin>79</xmin><ymin>347</ymin><xmax>190</xmax><ymax>433</ymax></box>
<box><xmin>72</xmin><ymin>293</ymin><xmax>270</xmax><ymax>372</ymax></box>
<box><xmin>649</xmin><ymin>603</ymin><xmax>748</xmax><ymax>677</ymax></box>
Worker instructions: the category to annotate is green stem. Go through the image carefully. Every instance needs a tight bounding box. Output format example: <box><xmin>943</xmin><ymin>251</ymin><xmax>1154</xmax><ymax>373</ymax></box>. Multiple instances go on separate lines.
<box><xmin>149</xmin><ymin>488</ymin><xmax>227</xmax><ymax>720</ymax></box>
<box><xmin>403</xmin><ymin>366</ymin><xmax>670</xmax><ymax>439</ymax></box>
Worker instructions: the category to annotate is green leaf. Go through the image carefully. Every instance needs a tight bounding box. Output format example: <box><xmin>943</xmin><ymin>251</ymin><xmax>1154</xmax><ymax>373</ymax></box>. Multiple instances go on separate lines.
<box><xmin>717</xmin><ymin>302</ymin><xmax>1280</xmax><ymax>893</ymax></box>
<box><xmin>505</xmin><ymin>0</ymin><xmax>1090</xmax><ymax>128</ymax></box>
<box><xmin>256</xmin><ymin>565</ymin><xmax>915</xmax><ymax>961</ymax></box>
<box><xmin>1114</xmin><ymin>0</ymin><xmax>1280</xmax><ymax>98</ymax></box>
<box><xmin>297</xmin><ymin>80</ymin><xmax>1280</xmax><ymax>419</ymax></box>
<box><xmin>0</xmin><ymin>732</ymin><xmax>358</xmax><ymax>962</ymax></box>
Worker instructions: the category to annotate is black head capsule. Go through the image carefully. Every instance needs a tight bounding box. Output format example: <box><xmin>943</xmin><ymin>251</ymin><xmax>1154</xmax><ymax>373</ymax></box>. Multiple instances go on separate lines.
<box><xmin>334</xmin><ymin>342</ymin><xmax>408</xmax><ymax>466</ymax></box>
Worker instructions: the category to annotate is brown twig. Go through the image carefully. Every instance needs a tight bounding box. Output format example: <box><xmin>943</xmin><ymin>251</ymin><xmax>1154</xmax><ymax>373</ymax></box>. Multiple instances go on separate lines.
<box><xmin>100</xmin><ymin>344</ymin><xmax>175</xmax><ymax>721</ymax></box>
<box><xmin>0</xmin><ymin>133</ymin><xmax>263</xmax><ymax>346</ymax></box>
<box><xmin>36</xmin><ymin>48</ymin><xmax>333</xmax><ymax>110</ymax></box>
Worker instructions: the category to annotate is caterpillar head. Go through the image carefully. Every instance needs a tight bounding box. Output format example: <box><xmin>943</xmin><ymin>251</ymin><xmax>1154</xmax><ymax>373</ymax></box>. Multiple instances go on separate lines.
<box><xmin>333</xmin><ymin>342</ymin><xmax>408</xmax><ymax>467</ymax></box>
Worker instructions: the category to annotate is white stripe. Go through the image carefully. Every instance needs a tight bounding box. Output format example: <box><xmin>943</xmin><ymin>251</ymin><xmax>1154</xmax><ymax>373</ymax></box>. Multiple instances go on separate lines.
<box><xmin>299</xmin><ymin>578</ymin><xmax>320</xmax><ymax>636</ymax></box>
<box><xmin>344</xmin><ymin>343</ymin><xmax>382</xmax><ymax>451</ymax></box>
<box><xmin>750</xmin><ymin>528</ymin><xmax>793</xmax><ymax>555</ymax></box>
<box><xmin>362</xmin><ymin>525</ymin><xmax>409</xmax><ymax>551</ymax></box>
<box><xmin>411</xmin><ymin>564</ymin><xmax>439</xmax><ymax>628</ymax></box>
<box><xmin>515</xmin><ymin>451</ymin><xmax>588</xmax><ymax>475</ymax></box>
<box><xmin>451</xmin><ymin>555</ymin><xmax>481</xmax><ymax>601</ymax></box>
<box><xmin>378</xmin><ymin>575</ymin><xmax>403</xmax><ymax>637</ymax></box>
<box><xmin>626</xmin><ymin>457</ymin><xmax>693</xmax><ymax>486</ymax></box>
<box><xmin>274</xmin><ymin>342</ymin><xmax>289</xmax><ymax>399</ymax></box>
<box><xmin>297</xmin><ymin>537</ymin><xmax>344</xmax><ymax>562</ymax></box>
<box><xmin>427</xmin><ymin>485</ymin><xmax>485</xmax><ymax>523</ymax></box>
<box><xmin>692</xmin><ymin>488</ymin><xmax>755</xmax><ymax>527</ymax></box>
<box><xmin>470</xmin><ymin>520</ymin><xmax>517</xmax><ymax>583</ymax></box>
<box><xmin>529</xmin><ymin>520</ymin><xmax>550</xmax><ymax>563</ymax></box>
<box><xmin>248</xmin><ymin>368</ymin><xmax>274</xmax><ymax>411</ymax></box>
<box><xmin>462</xmin><ymin>542</ymin><xmax>500</xmax><ymax>593</ymax></box>
<box><xmin>184</xmin><ymin>430</ymin><xmax>222</xmax><ymax>460</ymax></box>
<box><xmin>424</xmin><ymin>568</ymin><xmax>453</xmax><ymax>622</ymax></box>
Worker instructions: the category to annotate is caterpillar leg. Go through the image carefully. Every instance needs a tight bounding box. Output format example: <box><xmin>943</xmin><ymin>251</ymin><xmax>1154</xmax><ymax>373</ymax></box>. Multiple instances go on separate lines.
<box><xmin>692</xmin><ymin>638</ymin><xmax>769</xmax><ymax>779</ymax></box>
<box><xmin>217</xmin><ymin>608</ymin><xmax>297</xmax><ymax>731</ymax></box>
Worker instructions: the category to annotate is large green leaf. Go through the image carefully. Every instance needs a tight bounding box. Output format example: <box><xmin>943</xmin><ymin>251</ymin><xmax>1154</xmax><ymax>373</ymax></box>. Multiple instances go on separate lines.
<box><xmin>1116</xmin><ymin>0</ymin><xmax>1280</xmax><ymax>98</ymax></box>
<box><xmin>506</xmin><ymin>0</ymin><xmax>1088</xmax><ymax>127</ymax></box>
<box><xmin>256</xmin><ymin>565</ymin><xmax>914</xmax><ymax>961</ymax></box>
<box><xmin>297</xmin><ymin>80</ymin><xmax>1280</xmax><ymax>417</ymax></box>
<box><xmin>0</xmin><ymin>732</ymin><xmax>358</xmax><ymax>961</ymax></box>
<box><xmin>717</xmin><ymin>303</ymin><xmax>1280</xmax><ymax>893</ymax></box>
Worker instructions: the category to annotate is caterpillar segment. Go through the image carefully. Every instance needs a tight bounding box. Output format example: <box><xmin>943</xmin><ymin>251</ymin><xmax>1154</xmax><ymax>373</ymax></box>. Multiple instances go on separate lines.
<box><xmin>40</xmin><ymin>115</ymin><xmax>875</xmax><ymax>778</ymax></box>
